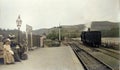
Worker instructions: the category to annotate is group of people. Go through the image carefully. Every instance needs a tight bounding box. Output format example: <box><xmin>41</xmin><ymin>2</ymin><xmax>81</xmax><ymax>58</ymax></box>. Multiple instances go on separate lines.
<box><xmin>3</xmin><ymin>38</ymin><xmax>26</xmax><ymax>64</ymax></box>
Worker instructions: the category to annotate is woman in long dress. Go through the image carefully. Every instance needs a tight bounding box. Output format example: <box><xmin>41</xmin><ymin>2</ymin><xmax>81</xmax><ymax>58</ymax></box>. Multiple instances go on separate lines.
<box><xmin>3</xmin><ymin>39</ymin><xmax>15</xmax><ymax>64</ymax></box>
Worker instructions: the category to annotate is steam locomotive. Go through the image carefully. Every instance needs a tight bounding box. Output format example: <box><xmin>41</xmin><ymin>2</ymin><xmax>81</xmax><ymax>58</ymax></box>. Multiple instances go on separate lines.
<box><xmin>81</xmin><ymin>29</ymin><xmax>101</xmax><ymax>47</ymax></box>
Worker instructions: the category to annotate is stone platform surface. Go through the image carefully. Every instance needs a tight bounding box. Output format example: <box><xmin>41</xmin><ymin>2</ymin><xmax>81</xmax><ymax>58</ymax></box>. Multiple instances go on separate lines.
<box><xmin>0</xmin><ymin>46</ymin><xmax>84</xmax><ymax>70</ymax></box>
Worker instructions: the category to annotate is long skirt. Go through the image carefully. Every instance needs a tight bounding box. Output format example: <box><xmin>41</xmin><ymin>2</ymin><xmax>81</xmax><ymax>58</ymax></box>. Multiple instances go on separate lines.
<box><xmin>4</xmin><ymin>51</ymin><xmax>14</xmax><ymax>64</ymax></box>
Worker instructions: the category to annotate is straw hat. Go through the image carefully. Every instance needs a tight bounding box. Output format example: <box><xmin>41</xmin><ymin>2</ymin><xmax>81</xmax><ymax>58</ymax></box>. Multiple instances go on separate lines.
<box><xmin>5</xmin><ymin>38</ymin><xmax>11</xmax><ymax>42</ymax></box>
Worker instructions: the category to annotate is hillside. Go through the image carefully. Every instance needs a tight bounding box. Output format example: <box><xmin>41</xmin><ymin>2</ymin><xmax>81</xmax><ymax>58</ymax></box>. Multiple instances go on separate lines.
<box><xmin>90</xmin><ymin>21</ymin><xmax>119</xmax><ymax>37</ymax></box>
<box><xmin>32</xmin><ymin>28</ymin><xmax>49</xmax><ymax>36</ymax></box>
<box><xmin>91</xmin><ymin>21</ymin><xmax>119</xmax><ymax>31</ymax></box>
<box><xmin>32</xmin><ymin>24</ymin><xmax>85</xmax><ymax>35</ymax></box>
<box><xmin>0</xmin><ymin>21</ymin><xmax>119</xmax><ymax>38</ymax></box>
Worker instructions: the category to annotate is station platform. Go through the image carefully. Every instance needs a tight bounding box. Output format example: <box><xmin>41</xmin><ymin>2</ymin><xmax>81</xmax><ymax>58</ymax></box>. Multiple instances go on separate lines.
<box><xmin>0</xmin><ymin>46</ymin><xmax>84</xmax><ymax>70</ymax></box>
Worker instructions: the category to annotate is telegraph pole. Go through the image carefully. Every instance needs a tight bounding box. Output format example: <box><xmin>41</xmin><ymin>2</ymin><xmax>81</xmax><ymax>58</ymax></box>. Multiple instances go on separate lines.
<box><xmin>58</xmin><ymin>24</ymin><xmax>62</xmax><ymax>46</ymax></box>
<box><xmin>59</xmin><ymin>24</ymin><xmax>61</xmax><ymax>41</ymax></box>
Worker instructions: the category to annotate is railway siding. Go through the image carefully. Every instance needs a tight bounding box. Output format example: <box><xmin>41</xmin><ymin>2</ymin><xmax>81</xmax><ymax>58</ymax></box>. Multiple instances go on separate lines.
<box><xmin>100</xmin><ymin>48</ymin><xmax>120</xmax><ymax>54</ymax></box>
<box><xmin>70</xmin><ymin>43</ymin><xmax>112</xmax><ymax>70</ymax></box>
<box><xmin>90</xmin><ymin>52</ymin><xmax>119</xmax><ymax>70</ymax></box>
<box><xmin>75</xmin><ymin>43</ymin><xmax>119</xmax><ymax>70</ymax></box>
<box><xmin>95</xmin><ymin>48</ymin><xmax>119</xmax><ymax>60</ymax></box>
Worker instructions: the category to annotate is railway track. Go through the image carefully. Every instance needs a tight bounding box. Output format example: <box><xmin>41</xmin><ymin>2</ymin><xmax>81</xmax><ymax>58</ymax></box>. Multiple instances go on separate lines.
<box><xmin>100</xmin><ymin>47</ymin><xmax>120</xmax><ymax>54</ymax></box>
<box><xmin>69</xmin><ymin>43</ymin><xmax>112</xmax><ymax>70</ymax></box>
<box><xmin>95</xmin><ymin>47</ymin><xmax>120</xmax><ymax>60</ymax></box>
<box><xmin>77</xmin><ymin>41</ymin><xmax>120</xmax><ymax>60</ymax></box>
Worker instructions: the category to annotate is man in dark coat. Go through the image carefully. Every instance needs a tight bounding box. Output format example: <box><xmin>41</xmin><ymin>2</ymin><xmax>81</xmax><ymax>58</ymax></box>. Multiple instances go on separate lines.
<box><xmin>10</xmin><ymin>40</ymin><xmax>21</xmax><ymax>62</ymax></box>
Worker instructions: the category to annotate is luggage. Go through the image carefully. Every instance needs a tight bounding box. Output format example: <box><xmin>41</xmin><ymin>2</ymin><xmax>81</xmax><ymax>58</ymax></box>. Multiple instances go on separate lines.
<box><xmin>21</xmin><ymin>53</ymin><xmax>28</xmax><ymax>60</ymax></box>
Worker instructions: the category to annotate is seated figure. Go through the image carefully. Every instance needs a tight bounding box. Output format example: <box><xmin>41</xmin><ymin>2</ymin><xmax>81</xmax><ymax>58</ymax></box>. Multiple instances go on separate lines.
<box><xmin>10</xmin><ymin>41</ymin><xmax>21</xmax><ymax>62</ymax></box>
<box><xmin>3</xmin><ymin>39</ymin><xmax>14</xmax><ymax>64</ymax></box>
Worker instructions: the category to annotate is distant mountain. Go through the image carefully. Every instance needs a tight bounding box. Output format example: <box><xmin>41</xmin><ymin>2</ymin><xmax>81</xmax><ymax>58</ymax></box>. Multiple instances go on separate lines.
<box><xmin>61</xmin><ymin>24</ymin><xmax>85</xmax><ymax>31</ymax></box>
<box><xmin>32</xmin><ymin>28</ymin><xmax>49</xmax><ymax>36</ymax></box>
<box><xmin>32</xmin><ymin>24</ymin><xmax>85</xmax><ymax>35</ymax></box>
<box><xmin>0</xmin><ymin>21</ymin><xmax>119</xmax><ymax>38</ymax></box>
<box><xmin>32</xmin><ymin>21</ymin><xmax>119</xmax><ymax>36</ymax></box>
<box><xmin>90</xmin><ymin>21</ymin><xmax>119</xmax><ymax>37</ymax></box>
<box><xmin>91</xmin><ymin>21</ymin><xmax>119</xmax><ymax>31</ymax></box>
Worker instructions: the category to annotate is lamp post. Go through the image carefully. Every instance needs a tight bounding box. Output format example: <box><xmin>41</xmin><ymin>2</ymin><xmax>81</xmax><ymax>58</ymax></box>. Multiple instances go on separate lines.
<box><xmin>16</xmin><ymin>15</ymin><xmax>22</xmax><ymax>43</ymax></box>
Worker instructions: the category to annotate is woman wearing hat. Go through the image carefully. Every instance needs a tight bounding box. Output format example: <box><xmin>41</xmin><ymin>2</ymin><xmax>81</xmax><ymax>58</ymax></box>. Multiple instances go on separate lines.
<box><xmin>3</xmin><ymin>39</ymin><xmax>15</xmax><ymax>64</ymax></box>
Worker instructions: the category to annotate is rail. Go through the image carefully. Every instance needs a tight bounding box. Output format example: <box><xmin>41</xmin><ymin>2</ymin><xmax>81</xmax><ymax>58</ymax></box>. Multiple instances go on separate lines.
<box><xmin>69</xmin><ymin>42</ymin><xmax>113</xmax><ymax>70</ymax></box>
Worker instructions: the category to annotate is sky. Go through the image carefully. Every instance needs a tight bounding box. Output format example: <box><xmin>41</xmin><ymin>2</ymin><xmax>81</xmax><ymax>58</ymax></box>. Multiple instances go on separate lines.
<box><xmin>0</xmin><ymin>0</ymin><xmax>120</xmax><ymax>31</ymax></box>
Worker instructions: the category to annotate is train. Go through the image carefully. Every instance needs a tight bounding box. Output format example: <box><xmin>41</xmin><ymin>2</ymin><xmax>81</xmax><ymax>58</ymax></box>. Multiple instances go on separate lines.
<box><xmin>81</xmin><ymin>30</ymin><xmax>101</xmax><ymax>47</ymax></box>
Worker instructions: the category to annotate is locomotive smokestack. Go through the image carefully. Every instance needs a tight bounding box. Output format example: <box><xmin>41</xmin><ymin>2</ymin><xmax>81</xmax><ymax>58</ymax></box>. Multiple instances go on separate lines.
<box><xmin>84</xmin><ymin>21</ymin><xmax>91</xmax><ymax>31</ymax></box>
<box><xmin>88</xmin><ymin>28</ymin><xmax>90</xmax><ymax>31</ymax></box>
